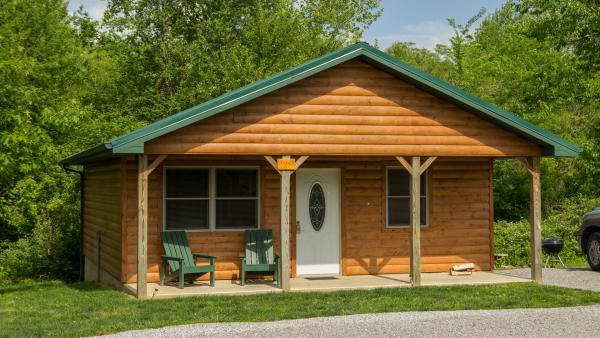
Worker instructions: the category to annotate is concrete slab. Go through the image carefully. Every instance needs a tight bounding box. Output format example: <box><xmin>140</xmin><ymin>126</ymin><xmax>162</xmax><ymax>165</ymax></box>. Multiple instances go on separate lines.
<box><xmin>125</xmin><ymin>272</ymin><xmax>530</xmax><ymax>299</ymax></box>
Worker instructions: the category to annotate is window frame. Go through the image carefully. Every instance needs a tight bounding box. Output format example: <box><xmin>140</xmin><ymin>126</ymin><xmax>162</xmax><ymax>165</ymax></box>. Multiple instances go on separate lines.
<box><xmin>163</xmin><ymin>165</ymin><xmax>261</xmax><ymax>232</ymax></box>
<box><xmin>385</xmin><ymin>166</ymin><xmax>429</xmax><ymax>228</ymax></box>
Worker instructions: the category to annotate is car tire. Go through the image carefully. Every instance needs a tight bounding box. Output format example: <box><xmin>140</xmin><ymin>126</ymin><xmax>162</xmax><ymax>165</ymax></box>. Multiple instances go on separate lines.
<box><xmin>587</xmin><ymin>232</ymin><xmax>600</xmax><ymax>271</ymax></box>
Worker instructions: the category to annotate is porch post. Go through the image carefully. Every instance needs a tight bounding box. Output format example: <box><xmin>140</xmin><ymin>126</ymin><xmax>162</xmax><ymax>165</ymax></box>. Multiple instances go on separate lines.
<box><xmin>523</xmin><ymin>157</ymin><xmax>542</xmax><ymax>282</ymax></box>
<box><xmin>136</xmin><ymin>154</ymin><xmax>167</xmax><ymax>299</ymax></box>
<box><xmin>409</xmin><ymin>157</ymin><xmax>421</xmax><ymax>286</ymax></box>
<box><xmin>280</xmin><ymin>169</ymin><xmax>292</xmax><ymax>291</ymax></box>
<box><xmin>265</xmin><ymin>155</ymin><xmax>309</xmax><ymax>291</ymax></box>
<box><xmin>396</xmin><ymin>156</ymin><xmax>436</xmax><ymax>286</ymax></box>
<box><xmin>137</xmin><ymin>154</ymin><xmax>148</xmax><ymax>299</ymax></box>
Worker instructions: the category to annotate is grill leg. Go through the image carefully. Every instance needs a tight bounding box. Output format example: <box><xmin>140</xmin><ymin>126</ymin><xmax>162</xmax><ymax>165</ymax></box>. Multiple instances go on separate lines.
<box><xmin>558</xmin><ymin>254</ymin><xmax>566</xmax><ymax>268</ymax></box>
<box><xmin>544</xmin><ymin>255</ymin><xmax>550</xmax><ymax>268</ymax></box>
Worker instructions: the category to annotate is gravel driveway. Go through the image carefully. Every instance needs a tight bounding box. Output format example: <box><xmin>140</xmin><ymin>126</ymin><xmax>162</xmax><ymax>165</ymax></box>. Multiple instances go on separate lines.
<box><xmin>99</xmin><ymin>305</ymin><xmax>600</xmax><ymax>338</ymax></box>
<box><xmin>497</xmin><ymin>267</ymin><xmax>600</xmax><ymax>291</ymax></box>
<box><xmin>99</xmin><ymin>268</ymin><xmax>600</xmax><ymax>338</ymax></box>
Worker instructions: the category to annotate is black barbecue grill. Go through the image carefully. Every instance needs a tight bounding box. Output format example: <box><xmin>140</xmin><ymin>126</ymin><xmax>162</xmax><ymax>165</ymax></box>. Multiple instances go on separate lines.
<box><xmin>542</xmin><ymin>236</ymin><xmax>566</xmax><ymax>268</ymax></box>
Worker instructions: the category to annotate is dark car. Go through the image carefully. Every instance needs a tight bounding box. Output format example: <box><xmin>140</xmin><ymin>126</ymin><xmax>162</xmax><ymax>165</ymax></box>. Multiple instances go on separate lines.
<box><xmin>578</xmin><ymin>207</ymin><xmax>600</xmax><ymax>271</ymax></box>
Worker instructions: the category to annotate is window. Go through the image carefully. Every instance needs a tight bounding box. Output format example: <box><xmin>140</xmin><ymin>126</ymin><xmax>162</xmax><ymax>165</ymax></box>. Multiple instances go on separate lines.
<box><xmin>164</xmin><ymin>167</ymin><xmax>259</xmax><ymax>231</ymax></box>
<box><xmin>165</xmin><ymin>169</ymin><xmax>209</xmax><ymax>230</ymax></box>
<box><xmin>215</xmin><ymin>169</ymin><xmax>258</xmax><ymax>229</ymax></box>
<box><xmin>386</xmin><ymin>168</ymin><xmax>427</xmax><ymax>227</ymax></box>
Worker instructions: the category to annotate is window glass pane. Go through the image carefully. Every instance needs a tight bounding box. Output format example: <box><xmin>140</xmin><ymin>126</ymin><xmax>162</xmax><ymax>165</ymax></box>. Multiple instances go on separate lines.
<box><xmin>387</xmin><ymin>197</ymin><xmax>427</xmax><ymax>226</ymax></box>
<box><xmin>388</xmin><ymin>169</ymin><xmax>410</xmax><ymax>196</ymax></box>
<box><xmin>388</xmin><ymin>197</ymin><xmax>410</xmax><ymax>225</ymax></box>
<box><xmin>216</xmin><ymin>169</ymin><xmax>257</xmax><ymax>197</ymax></box>
<box><xmin>166</xmin><ymin>169</ymin><xmax>208</xmax><ymax>198</ymax></box>
<box><xmin>215</xmin><ymin>199</ymin><xmax>258</xmax><ymax>229</ymax></box>
<box><xmin>165</xmin><ymin>200</ymin><xmax>208</xmax><ymax>230</ymax></box>
<box><xmin>421</xmin><ymin>173</ymin><xmax>427</xmax><ymax>197</ymax></box>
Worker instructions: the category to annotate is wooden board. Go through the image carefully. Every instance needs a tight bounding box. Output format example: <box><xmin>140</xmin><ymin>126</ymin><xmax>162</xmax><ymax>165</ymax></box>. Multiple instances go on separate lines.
<box><xmin>145</xmin><ymin>60</ymin><xmax>541</xmax><ymax>157</ymax></box>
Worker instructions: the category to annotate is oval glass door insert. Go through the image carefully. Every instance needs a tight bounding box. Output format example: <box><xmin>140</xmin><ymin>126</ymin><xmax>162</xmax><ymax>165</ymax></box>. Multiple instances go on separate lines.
<box><xmin>309</xmin><ymin>182</ymin><xmax>326</xmax><ymax>231</ymax></box>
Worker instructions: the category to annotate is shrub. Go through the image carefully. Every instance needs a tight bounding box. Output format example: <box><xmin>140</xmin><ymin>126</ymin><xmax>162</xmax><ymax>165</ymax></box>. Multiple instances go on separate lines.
<box><xmin>494</xmin><ymin>196</ymin><xmax>600</xmax><ymax>267</ymax></box>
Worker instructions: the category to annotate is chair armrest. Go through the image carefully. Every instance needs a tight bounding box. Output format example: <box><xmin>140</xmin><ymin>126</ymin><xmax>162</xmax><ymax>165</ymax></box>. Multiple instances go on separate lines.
<box><xmin>193</xmin><ymin>253</ymin><xmax>216</xmax><ymax>259</ymax></box>
<box><xmin>162</xmin><ymin>255</ymin><xmax>184</xmax><ymax>262</ymax></box>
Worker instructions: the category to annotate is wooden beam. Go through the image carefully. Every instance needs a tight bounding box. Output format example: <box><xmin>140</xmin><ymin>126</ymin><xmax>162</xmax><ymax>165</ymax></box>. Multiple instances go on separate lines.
<box><xmin>395</xmin><ymin>156</ymin><xmax>412</xmax><ymax>172</ymax></box>
<box><xmin>145</xmin><ymin>154</ymin><xmax>167</xmax><ymax>175</ymax></box>
<box><xmin>295</xmin><ymin>155</ymin><xmax>309</xmax><ymax>169</ymax></box>
<box><xmin>410</xmin><ymin>156</ymin><xmax>422</xmax><ymax>286</ymax></box>
<box><xmin>280</xmin><ymin>169</ymin><xmax>292</xmax><ymax>291</ymax></box>
<box><xmin>419</xmin><ymin>156</ymin><xmax>437</xmax><ymax>175</ymax></box>
<box><xmin>264</xmin><ymin>156</ymin><xmax>278</xmax><ymax>171</ymax></box>
<box><xmin>136</xmin><ymin>154</ymin><xmax>148</xmax><ymax>299</ymax></box>
<box><xmin>528</xmin><ymin>157</ymin><xmax>542</xmax><ymax>282</ymax></box>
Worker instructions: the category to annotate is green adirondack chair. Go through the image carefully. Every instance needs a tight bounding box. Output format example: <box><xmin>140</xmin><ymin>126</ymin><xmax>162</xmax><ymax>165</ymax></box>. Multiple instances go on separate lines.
<box><xmin>240</xmin><ymin>229</ymin><xmax>280</xmax><ymax>286</ymax></box>
<box><xmin>160</xmin><ymin>231</ymin><xmax>216</xmax><ymax>289</ymax></box>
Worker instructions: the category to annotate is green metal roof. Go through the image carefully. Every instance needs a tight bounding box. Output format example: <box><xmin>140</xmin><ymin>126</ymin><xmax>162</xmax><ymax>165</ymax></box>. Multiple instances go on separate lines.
<box><xmin>61</xmin><ymin>42</ymin><xmax>581</xmax><ymax>165</ymax></box>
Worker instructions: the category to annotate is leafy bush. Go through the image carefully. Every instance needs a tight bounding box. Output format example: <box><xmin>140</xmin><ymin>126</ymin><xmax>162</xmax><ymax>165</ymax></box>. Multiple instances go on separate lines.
<box><xmin>494</xmin><ymin>196</ymin><xmax>600</xmax><ymax>267</ymax></box>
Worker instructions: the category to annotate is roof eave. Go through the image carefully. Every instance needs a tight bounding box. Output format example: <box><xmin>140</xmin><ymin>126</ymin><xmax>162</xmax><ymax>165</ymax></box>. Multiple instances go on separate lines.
<box><xmin>60</xmin><ymin>143</ymin><xmax>114</xmax><ymax>166</ymax></box>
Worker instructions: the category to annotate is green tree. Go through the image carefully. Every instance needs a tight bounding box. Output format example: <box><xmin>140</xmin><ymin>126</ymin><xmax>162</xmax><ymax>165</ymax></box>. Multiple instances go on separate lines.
<box><xmin>100</xmin><ymin>0</ymin><xmax>382</xmax><ymax>122</ymax></box>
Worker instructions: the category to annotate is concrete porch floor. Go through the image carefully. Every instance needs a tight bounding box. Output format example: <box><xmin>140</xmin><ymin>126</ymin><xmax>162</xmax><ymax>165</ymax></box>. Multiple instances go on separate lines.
<box><xmin>124</xmin><ymin>272</ymin><xmax>530</xmax><ymax>299</ymax></box>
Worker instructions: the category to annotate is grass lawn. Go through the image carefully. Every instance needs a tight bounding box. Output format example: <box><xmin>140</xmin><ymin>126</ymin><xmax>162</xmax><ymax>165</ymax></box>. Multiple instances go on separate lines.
<box><xmin>2</xmin><ymin>281</ymin><xmax>600</xmax><ymax>337</ymax></box>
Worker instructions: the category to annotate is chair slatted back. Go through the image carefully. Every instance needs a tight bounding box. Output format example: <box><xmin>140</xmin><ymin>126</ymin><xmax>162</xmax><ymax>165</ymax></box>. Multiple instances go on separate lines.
<box><xmin>245</xmin><ymin>230</ymin><xmax>274</xmax><ymax>265</ymax></box>
<box><xmin>161</xmin><ymin>231</ymin><xmax>195</xmax><ymax>271</ymax></box>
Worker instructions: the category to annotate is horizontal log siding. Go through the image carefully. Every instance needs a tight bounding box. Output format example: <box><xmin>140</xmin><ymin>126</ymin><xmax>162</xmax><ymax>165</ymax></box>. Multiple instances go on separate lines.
<box><xmin>342</xmin><ymin>158</ymin><xmax>493</xmax><ymax>275</ymax></box>
<box><xmin>122</xmin><ymin>158</ymin><xmax>288</xmax><ymax>283</ymax></box>
<box><xmin>83</xmin><ymin>160</ymin><xmax>122</xmax><ymax>282</ymax></box>
<box><xmin>122</xmin><ymin>157</ymin><xmax>492</xmax><ymax>283</ymax></box>
<box><xmin>146</xmin><ymin>60</ymin><xmax>541</xmax><ymax>157</ymax></box>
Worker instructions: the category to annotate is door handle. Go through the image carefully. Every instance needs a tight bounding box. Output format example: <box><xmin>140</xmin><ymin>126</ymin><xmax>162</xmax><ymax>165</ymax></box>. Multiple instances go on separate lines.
<box><xmin>296</xmin><ymin>220</ymin><xmax>301</xmax><ymax>233</ymax></box>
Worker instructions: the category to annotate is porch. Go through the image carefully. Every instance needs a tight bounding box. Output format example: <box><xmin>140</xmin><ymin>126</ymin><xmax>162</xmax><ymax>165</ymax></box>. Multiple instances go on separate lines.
<box><xmin>124</xmin><ymin>271</ymin><xmax>529</xmax><ymax>299</ymax></box>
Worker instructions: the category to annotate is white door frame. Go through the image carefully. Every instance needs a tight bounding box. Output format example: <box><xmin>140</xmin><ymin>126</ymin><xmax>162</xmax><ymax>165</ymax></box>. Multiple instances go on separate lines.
<box><xmin>295</xmin><ymin>168</ymin><xmax>342</xmax><ymax>276</ymax></box>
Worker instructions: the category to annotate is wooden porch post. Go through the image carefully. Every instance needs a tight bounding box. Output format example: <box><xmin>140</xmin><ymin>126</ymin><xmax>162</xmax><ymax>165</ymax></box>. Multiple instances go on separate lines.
<box><xmin>521</xmin><ymin>157</ymin><xmax>542</xmax><ymax>282</ymax></box>
<box><xmin>396</xmin><ymin>156</ymin><xmax>436</xmax><ymax>286</ymax></box>
<box><xmin>280</xmin><ymin>169</ymin><xmax>292</xmax><ymax>291</ymax></box>
<box><xmin>265</xmin><ymin>155</ymin><xmax>308</xmax><ymax>291</ymax></box>
<box><xmin>136</xmin><ymin>154</ymin><xmax>167</xmax><ymax>299</ymax></box>
<box><xmin>137</xmin><ymin>154</ymin><xmax>148</xmax><ymax>299</ymax></box>
<box><xmin>409</xmin><ymin>156</ymin><xmax>421</xmax><ymax>286</ymax></box>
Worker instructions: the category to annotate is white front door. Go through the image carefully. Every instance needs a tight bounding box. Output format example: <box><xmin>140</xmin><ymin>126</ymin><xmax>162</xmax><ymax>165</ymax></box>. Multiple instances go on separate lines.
<box><xmin>296</xmin><ymin>168</ymin><xmax>341</xmax><ymax>275</ymax></box>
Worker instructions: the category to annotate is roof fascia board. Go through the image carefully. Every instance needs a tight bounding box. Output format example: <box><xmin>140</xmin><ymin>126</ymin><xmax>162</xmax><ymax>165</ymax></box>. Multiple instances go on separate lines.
<box><xmin>59</xmin><ymin>143</ymin><xmax>113</xmax><ymax>165</ymax></box>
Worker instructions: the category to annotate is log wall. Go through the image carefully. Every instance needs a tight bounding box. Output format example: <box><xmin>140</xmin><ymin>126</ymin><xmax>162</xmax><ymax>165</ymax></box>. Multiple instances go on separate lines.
<box><xmin>121</xmin><ymin>157</ymin><xmax>493</xmax><ymax>283</ymax></box>
<box><xmin>342</xmin><ymin>158</ymin><xmax>493</xmax><ymax>275</ymax></box>
<box><xmin>83</xmin><ymin>159</ymin><xmax>123</xmax><ymax>282</ymax></box>
<box><xmin>121</xmin><ymin>157</ymin><xmax>289</xmax><ymax>283</ymax></box>
<box><xmin>146</xmin><ymin>60</ymin><xmax>541</xmax><ymax>157</ymax></box>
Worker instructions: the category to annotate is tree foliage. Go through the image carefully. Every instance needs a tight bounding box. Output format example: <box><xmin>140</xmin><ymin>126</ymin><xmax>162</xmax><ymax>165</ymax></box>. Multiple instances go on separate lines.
<box><xmin>386</xmin><ymin>0</ymin><xmax>600</xmax><ymax>222</ymax></box>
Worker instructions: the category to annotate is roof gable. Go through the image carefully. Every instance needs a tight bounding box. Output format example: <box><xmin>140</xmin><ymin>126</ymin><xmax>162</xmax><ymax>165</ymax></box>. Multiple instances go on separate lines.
<box><xmin>61</xmin><ymin>42</ymin><xmax>581</xmax><ymax>164</ymax></box>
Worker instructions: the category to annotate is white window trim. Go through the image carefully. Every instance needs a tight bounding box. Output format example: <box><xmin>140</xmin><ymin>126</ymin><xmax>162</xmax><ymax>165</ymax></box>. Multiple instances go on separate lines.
<box><xmin>163</xmin><ymin>165</ymin><xmax>261</xmax><ymax>232</ymax></box>
<box><xmin>385</xmin><ymin>166</ymin><xmax>429</xmax><ymax>228</ymax></box>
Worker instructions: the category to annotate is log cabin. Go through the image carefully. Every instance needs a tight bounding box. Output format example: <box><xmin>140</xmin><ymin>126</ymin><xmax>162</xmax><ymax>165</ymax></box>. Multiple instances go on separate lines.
<box><xmin>61</xmin><ymin>42</ymin><xmax>581</xmax><ymax>298</ymax></box>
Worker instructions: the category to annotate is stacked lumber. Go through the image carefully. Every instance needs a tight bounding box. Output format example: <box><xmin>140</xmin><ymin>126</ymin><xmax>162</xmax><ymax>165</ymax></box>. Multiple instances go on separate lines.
<box><xmin>449</xmin><ymin>263</ymin><xmax>475</xmax><ymax>276</ymax></box>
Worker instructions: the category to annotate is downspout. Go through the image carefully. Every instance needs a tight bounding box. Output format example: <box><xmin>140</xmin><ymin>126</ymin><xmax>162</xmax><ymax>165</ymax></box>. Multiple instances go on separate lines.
<box><xmin>62</xmin><ymin>164</ymin><xmax>85</xmax><ymax>282</ymax></box>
